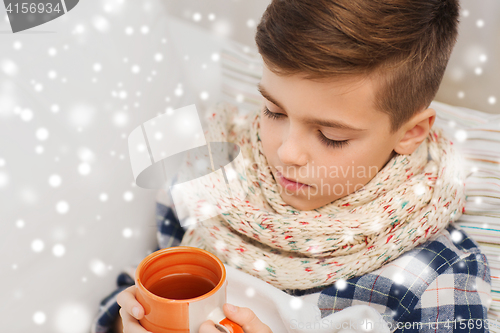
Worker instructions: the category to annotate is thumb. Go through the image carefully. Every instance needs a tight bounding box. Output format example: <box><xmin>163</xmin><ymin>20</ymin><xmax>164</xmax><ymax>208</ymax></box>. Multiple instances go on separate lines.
<box><xmin>223</xmin><ymin>303</ymin><xmax>272</xmax><ymax>333</ymax></box>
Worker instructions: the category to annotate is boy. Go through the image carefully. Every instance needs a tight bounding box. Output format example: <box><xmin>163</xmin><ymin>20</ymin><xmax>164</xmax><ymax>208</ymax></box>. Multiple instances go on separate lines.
<box><xmin>92</xmin><ymin>0</ymin><xmax>492</xmax><ymax>332</ymax></box>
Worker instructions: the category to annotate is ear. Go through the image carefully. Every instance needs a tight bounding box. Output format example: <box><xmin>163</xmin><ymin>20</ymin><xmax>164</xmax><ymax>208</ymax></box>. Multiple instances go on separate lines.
<box><xmin>393</xmin><ymin>107</ymin><xmax>436</xmax><ymax>155</ymax></box>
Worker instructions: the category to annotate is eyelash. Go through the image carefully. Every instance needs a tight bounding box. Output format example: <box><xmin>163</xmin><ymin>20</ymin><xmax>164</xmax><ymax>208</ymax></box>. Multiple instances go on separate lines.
<box><xmin>262</xmin><ymin>106</ymin><xmax>350</xmax><ymax>149</ymax></box>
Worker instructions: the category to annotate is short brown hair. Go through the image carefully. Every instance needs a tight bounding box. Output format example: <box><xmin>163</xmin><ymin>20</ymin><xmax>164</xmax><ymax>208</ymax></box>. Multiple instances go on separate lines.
<box><xmin>255</xmin><ymin>0</ymin><xmax>460</xmax><ymax>134</ymax></box>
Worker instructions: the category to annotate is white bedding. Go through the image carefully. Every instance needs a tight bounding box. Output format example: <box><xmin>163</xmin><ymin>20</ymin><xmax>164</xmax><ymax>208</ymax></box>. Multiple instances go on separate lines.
<box><xmin>225</xmin><ymin>264</ymin><xmax>390</xmax><ymax>333</ymax></box>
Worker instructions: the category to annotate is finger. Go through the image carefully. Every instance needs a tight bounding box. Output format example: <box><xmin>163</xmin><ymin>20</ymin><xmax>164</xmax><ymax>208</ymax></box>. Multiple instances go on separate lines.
<box><xmin>116</xmin><ymin>285</ymin><xmax>145</xmax><ymax>320</ymax></box>
<box><xmin>223</xmin><ymin>304</ymin><xmax>272</xmax><ymax>333</ymax></box>
<box><xmin>119</xmin><ymin>307</ymin><xmax>152</xmax><ymax>333</ymax></box>
<box><xmin>199</xmin><ymin>320</ymin><xmax>225</xmax><ymax>333</ymax></box>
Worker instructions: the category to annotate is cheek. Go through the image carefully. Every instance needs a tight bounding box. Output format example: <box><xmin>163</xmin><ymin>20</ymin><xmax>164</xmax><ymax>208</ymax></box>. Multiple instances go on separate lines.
<box><xmin>333</xmin><ymin>144</ymin><xmax>386</xmax><ymax>182</ymax></box>
<box><xmin>319</xmin><ymin>145</ymin><xmax>372</xmax><ymax>182</ymax></box>
<box><xmin>259</xmin><ymin>117</ymin><xmax>280</xmax><ymax>158</ymax></box>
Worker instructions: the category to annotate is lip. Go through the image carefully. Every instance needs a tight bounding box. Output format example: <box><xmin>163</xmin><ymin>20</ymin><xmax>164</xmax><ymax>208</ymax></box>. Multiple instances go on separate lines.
<box><xmin>275</xmin><ymin>170</ymin><xmax>311</xmax><ymax>190</ymax></box>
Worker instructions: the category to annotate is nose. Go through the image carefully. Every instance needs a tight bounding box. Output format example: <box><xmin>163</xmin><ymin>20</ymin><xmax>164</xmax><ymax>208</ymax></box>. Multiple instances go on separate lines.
<box><xmin>277</xmin><ymin>124</ymin><xmax>309</xmax><ymax>167</ymax></box>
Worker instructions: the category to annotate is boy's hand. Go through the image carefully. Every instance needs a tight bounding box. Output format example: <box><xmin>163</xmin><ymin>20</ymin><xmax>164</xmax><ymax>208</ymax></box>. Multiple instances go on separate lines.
<box><xmin>199</xmin><ymin>303</ymin><xmax>272</xmax><ymax>333</ymax></box>
<box><xmin>116</xmin><ymin>285</ymin><xmax>152</xmax><ymax>333</ymax></box>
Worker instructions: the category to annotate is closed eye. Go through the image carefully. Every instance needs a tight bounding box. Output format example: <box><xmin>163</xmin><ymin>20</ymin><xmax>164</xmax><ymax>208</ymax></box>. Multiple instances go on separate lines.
<box><xmin>262</xmin><ymin>106</ymin><xmax>350</xmax><ymax>149</ymax></box>
<box><xmin>262</xmin><ymin>106</ymin><xmax>285</xmax><ymax>120</ymax></box>
<box><xmin>317</xmin><ymin>131</ymin><xmax>350</xmax><ymax>149</ymax></box>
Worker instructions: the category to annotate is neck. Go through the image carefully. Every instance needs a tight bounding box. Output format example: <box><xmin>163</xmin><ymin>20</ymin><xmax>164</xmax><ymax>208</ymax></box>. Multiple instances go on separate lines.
<box><xmin>384</xmin><ymin>149</ymin><xmax>397</xmax><ymax>167</ymax></box>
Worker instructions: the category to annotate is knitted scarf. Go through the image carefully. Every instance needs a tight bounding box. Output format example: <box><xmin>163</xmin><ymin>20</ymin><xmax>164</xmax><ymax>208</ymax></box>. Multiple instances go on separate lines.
<box><xmin>178</xmin><ymin>102</ymin><xmax>467</xmax><ymax>290</ymax></box>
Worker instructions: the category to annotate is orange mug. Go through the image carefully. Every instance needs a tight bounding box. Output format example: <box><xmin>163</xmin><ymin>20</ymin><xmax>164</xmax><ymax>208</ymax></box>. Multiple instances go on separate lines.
<box><xmin>135</xmin><ymin>246</ymin><xmax>244</xmax><ymax>333</ymax></box>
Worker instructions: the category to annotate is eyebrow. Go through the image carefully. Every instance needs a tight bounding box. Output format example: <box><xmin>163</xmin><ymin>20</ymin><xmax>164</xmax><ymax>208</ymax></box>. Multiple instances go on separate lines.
<box><xmin>257</xmin><ymin>82</ymin><xmax>367</xmax><ymax>132</ymax></box>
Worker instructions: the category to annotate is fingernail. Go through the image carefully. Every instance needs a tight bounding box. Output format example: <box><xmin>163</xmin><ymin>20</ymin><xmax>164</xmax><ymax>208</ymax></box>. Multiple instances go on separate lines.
<box><xmin>132</xmin><ymin>306</ymin><xmax>140</xmax><ymax>318</ymax></box>
<box><xmin>226</xmin><ymin>303</ymin><xmax>237</xmax><ymax>313</ymax></box>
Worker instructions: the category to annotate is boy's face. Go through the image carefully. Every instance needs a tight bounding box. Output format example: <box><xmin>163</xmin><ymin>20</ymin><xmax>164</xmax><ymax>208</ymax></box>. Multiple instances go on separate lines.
<box><xmin>258</xmin><ymin>64</ymin><xmax>436</xmax><ymax>211</ymax></box>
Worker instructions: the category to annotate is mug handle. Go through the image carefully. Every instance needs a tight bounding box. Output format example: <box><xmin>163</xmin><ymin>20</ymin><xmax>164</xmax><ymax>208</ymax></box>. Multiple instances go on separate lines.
<box><xmin>207</xmin><ymin>308</ymin><xmax>244</xmax><ymax>333</ymax></box>
<box><xmin>216</xmin><ymin>318</ymin><xmax>244</xmax><ymax>333</ymax></box>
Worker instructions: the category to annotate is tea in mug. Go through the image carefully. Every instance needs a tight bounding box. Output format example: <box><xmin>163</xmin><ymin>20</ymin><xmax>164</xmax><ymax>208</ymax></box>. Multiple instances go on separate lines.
<box><xmin>147</xmin><ymin>273</ymin><xmax>216</xmax><ymax>300</ymax></box>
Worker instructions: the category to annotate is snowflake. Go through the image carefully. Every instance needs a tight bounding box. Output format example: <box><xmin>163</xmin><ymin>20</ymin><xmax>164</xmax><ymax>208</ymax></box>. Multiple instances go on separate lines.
<box><xmin>335</xmin><ymin>279</ymin><xmax>347</xmax><ymax>290</ymax></box>
<box><xmin>33</xmin><ymin>311</ymin><xmax>46</xmax><ymax>325</ymax></box>
<box><xmin>392</xmin><ymin>273</ymin><xmax>404</xmax><ymax>285</ymax></box>
<box><xmin>253</xmin><ymin>259</ymin><xmax>266</xmax><ymax>271</ymax></box>
<box><xmin>289</xmin><ymin>297</ymin><xmax>303</xmax><ymax>310</ymax></box>
<box><xmin>451</xmin><ymin>230</ymin><xmax>463</xmax><ymax>243</ymax></box>
<box><xmin>245</xmin><ymin>287</ymin><xmax>255</xmax><ymax>298</ymax></box>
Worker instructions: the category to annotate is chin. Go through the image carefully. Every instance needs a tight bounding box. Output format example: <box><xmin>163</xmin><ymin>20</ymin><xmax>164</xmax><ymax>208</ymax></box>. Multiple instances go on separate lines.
<box><xmin>281</xmin><ymin>194</ymin><xmax>320</xmax><ymax>211</ymax></box>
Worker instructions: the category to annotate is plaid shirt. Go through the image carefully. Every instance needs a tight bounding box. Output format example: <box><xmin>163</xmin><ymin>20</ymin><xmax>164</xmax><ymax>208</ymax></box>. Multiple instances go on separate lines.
<box><xmin>91</xmin><ymin>201</ymin><xmax>492</xmax><ymax>333</ymax></box>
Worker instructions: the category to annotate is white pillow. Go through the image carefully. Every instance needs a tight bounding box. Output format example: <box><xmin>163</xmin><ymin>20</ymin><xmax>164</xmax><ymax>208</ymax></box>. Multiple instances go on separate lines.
<box><xmin>430</xmin><ymin>100</ymin><xmax>500</xmax><ymax>326</ymax></box>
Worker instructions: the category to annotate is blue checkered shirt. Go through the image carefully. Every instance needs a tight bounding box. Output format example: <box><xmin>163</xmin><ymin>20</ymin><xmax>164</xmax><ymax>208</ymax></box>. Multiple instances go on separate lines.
<box><xmin>91</xmin><ymin>200</ymin><xmax>492</xmax><ymax>333</ymax></box>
